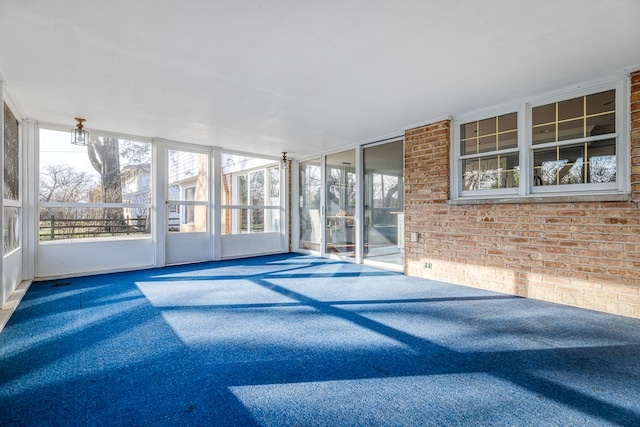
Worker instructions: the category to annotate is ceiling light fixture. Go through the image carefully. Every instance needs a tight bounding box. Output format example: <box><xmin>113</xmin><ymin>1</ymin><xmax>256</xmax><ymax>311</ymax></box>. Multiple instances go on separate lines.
<box><xmin>71</xmin><ymin>118</ymin><xmax>89</xmax><ymax>146</ymax></box>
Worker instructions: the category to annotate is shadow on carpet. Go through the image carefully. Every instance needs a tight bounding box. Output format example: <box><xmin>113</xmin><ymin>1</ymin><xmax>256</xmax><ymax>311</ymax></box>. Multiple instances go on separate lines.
<box><xmin>1</xmin><ymin>254</ymin><xmax>640</xmax><ymax>426</ymax></box>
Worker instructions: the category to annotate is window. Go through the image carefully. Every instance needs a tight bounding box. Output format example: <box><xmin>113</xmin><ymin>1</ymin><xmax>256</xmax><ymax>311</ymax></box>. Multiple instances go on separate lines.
<box><xmin>220</xmin><ymin>153</ymin><xmax>281</xmax><ymax>235</ymax></box>
<box><xmin>532</xmin><ymin>90</ymin><xmax>616</xmax><ymax>187</ymax></box>
<box><xmin>460</xmin><ymin>112</ymin><xmax>518</xmax><ymax>192</ymax></box>
<box><xmin>3</xmin><ymin>102</ymin><xmax>20</xmax><ymax>254</ymax></box>
<box><xmin>167</xmin><ymin>149</ymin><xmax>208</xmax><ymax>233</ymax></box>
<box><xmin>298</xmin><ymin>158</ymin><xmax>321</xmax><ymax>251</ymax></box>
<box><xmin>452</xmin><ymin>80</ymin><xmax>627</xmax><ymax>201</ymax></box>
<box><xmin>39</xmin><ymin>128</ymin><xmax>152</xmax><ymax>240</ymax></box>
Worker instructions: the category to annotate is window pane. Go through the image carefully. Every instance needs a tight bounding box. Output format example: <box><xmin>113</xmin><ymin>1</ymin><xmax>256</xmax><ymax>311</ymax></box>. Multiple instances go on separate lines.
<box><xmin>40</xmin><ymin>129</ymin><xmax>100</xmax><ymax>201</ymax></box>
<box><xmin>250</xmin><ymin>170</ymin><xmax>265</xmax><ymax>205</ymax></box>
<box><xmin>462</xmin><ymin>154</ymin><xmax>519</xmax><ymax>191</ymax></box>
<box><xmin>250</xmin><ymin>208</ymin><xmax>265</xmax><ymax>232</ymax></box>
<box><xmin>299</xmin><ymin>159</ymin><xmax>321</xmax><ymax>251</ymax></box>
<box><xmin>238</xmin><ymin>175</ymin><xmax>248</xmax><ymax>205</ymax></box>
<box><xmin>240</xmin><ymin>208</ymin><xmax>248</xmax><ymax>232</ymax></box>
<box><xmin>167</xmin><ymin>204</ymin><xmax>206</xmax><ymax>232</ymax></box>
<box><xmin>326</xmin><ymin>150</ymin><xmax>356</xmax><ymax>257</ymax></box>
<box><xmin>586</xmin><ymin>113</ymin><xmax>615</xmax><ymax>136</ymax></box>
<box><xmin>497</xmin><ymin>130</ymin><xmax>517</xmax><ymax>150</ymax></box>
<box><xmin>461</xmin><ymin>138</ymin><xmax>477</xmax><ymax>156</ymax></box>
<box><xmin>3</xmin><ymin>207</ymin><xmax>19</xmax><ymax>254</ymax></box>
<box><xmin>586</xmin><ymin>90</ymin><xmax>615</xmax><ymax>116</ymax></box>
<box><xmin>534</xmin><ymin>145</ymin><xmax>584</xmax><ymax>185</ymax></box>
<box><xmin>532</xmin><ymin>90</ymin><xmax>616</xmax><ymax>145</ymax></box>
<box><xmin>460</xmin><ymin>122</ymin><xmax>476</xmax><ymax>141</ymax></box>
<box><xmin>533</xmin><ymin>139</ymin><xmax>615</xmax><ymax>186</ymax></box>
<box><xmin>532</xmin><ymin>103</ymin><xmax>555</xmax><ymax>126</ymax></box>
<box><xmin>4</xmin><ymin>103</ymin><xmax>19</xmax><ymax>201</ymax></box>
<box><xmin>557</xmin><ymin>96</ymin><xmax>583</xmax><ymax>121</ymax></box>
<box><xmin>478</xmin><ymin>117</ymin><xmax>496</xmax><ymax>137</ymax></box>
<box><xmin>478</xmin><ymin>135</ymin><xmax>496</xmax><ymax>153</ymax></box>
<box><xmin>168</xmin><ymin>150</ymin><xmax>208</xmax><ymax>202</ymax></box>
<box><xmin>497</xmin><ymin>113</ymin><xmax>517</xmax><ymax>133</ymax></box>
<box><xmin>460</xmin><ymin>112</ymin><xmax>517</xmax><ymax>156</ymax></box>
<box><xmin>532</xmin><ymin>124</ymin><xmax>556</xmax><ymax>145</ymax></box>
<box><xmin>588</xmin><ymin>139</ymin><xmax>617</xmax><ymax>183</ymax></box>
<box><xmin>558</xmin><ymin>118</ymin><xmax>584</xmax><ymax>140</ymax></box>
<box><xmin>221</xmin><ymin>208</ymin><xmax>280</xmax><ymax>235</ymax></box>
<box><xmin>40</xmin><ymin>207</ymin><xmax>150</xmax><ymax>240</ymax></box>
<box><xmin>269</xmin><ymin>166</ymin><xmax>280</xmax><ymax>199</ymax></box>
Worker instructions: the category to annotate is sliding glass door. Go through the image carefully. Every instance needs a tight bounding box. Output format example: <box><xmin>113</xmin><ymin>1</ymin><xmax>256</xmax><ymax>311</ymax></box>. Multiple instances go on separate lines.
<box><xmin>296</xmin><ymin>140</ymin><xmax>403</xmax><ymax>268</ymax></box>
<box><xmin>298</xmin><ymin>158</ymin><xmax>322</xmax><ymax>252</ymax></box>
<box><xmin>325</xmin><ymin>150</ymin><xmax>356</xmax><ymax>258</ymax></box>
<box><xmin>363</xmin><ymin>140</ymin><xmax>403</xmax><ymax>267</ymax></box>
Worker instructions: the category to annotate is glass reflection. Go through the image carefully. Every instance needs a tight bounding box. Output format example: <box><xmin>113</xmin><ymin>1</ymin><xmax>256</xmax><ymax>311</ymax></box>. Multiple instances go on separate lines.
<box><xmin>364</xmin><ymin>141</ymin><xmax>403</xmax><ymax>266</ymax></box>
<box><xmin>325</xmin><ymin>150</ymin><xmax>356</xmax><ymax>257</ymax></box>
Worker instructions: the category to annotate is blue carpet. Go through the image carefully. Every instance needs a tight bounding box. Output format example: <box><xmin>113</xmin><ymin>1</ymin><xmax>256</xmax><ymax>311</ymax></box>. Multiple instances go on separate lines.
<box><xmin>1</xmin><ymin>253</ymin><xmax>640</xmax><ymax>426</ymax></box>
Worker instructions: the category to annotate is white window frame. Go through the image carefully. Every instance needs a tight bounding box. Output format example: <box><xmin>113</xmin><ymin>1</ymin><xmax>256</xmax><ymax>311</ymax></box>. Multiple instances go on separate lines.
<box><xmin>451</xmin><ymin>76</ymin><xmax>630</xmax><ymax>203</ymax></box>
<box><xmin>452</xmin><ymin>105</ymin><xmax>523</xmax><ymax>199</ymax></box>
<box><xmin>230</xmin><ymin>164</ymin><xmax>280</xmax><ymax>234</ymax></box>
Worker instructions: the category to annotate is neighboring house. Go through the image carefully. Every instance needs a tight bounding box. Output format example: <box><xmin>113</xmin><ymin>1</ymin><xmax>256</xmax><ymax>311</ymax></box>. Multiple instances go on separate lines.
<box><xmin>121</xmin><ymin>163</ymin><xmax>181</xmax><ymax>231</ymax></box>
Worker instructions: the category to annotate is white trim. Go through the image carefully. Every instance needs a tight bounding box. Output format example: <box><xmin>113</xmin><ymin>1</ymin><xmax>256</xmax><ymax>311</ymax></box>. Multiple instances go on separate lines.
<box><xmin>166</xmin><ymin>201</ymin><xmax>209</xmax><ymax>206</ymax></box>
<box><xmin>39</xmin><ymin>234</ymin><xmax>151</xmax><ymax>245</ymax></box>
<box><xmin>212</xmin><ymin>147</ymin><xmax>222</xmax><ymax>260</ymax></box>
<box><xmin>458</xmin><ymin>146</ymin><xmax>520</xmax><ymax>160</ymax></box>
<box><xmin>355</xmin><ymin>145</ymin><xmax>363</xmax><ymax>265</ymax></box>
<box><xmin>23</xmin><ymin>120</ymin><xmax>37</xmax><ymax>281</ymax></box>
<box><xmin>40</xmin><ymin>202</ymin><xmax>151</xmax><ymax>209</ymax></box>
<box><xmin>290</xmin><ymin>159</ymin><xmax>300</xmax><ymax>253</ymax></box>
<box><xmin>221</xmin><ymin>204</ymin><xmax>281</xmax><ymax>210</ymax></box>
<box><xmin>152</xmin><ymin>138</ymin><xmax>166</xmax><ymax>267</ymax></box>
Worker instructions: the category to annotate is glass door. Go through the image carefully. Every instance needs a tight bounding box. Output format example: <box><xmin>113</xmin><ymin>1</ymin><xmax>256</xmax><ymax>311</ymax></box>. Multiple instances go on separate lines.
<box><xmin>165</xmin><ymin>147</ymin><xmax>211</xmax><ymax>264</ymax></box>
<box><xmin>298</xmin><ymin>158</ymin><xmax>322</xmax><ymax>252</ymax></box>
<box><xmin>363</xmin><ymin>140</ymin><xmax>404</xmax><ymax>267</ymax></box>
<box><xmin>325</xmin><ymin>150</ymin><xmax>356</xmax><ymax>258</ymax></box>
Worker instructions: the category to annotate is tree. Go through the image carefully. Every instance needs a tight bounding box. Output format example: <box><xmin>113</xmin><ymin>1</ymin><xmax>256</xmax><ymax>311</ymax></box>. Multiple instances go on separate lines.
<box><xmin>39</xmin><ymin>165</ymin><xmax>97</xmax><ymax>229</ymax></box>
<box><xmin>39</xmin><ymin>164</ymin><xmax>95</xmax><ymax>204</ymax></box>
<box><xmin>87</xmin><ymin>136</ymin><xmax>122</xmax><ymax>205</ymax></box>
<box><xmin>87</xmin><ymin>136</ymin><xmax>129</xmax><ymax>231</ymax></box>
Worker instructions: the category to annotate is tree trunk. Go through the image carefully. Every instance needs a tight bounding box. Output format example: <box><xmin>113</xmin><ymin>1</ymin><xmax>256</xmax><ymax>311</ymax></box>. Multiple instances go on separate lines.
<box><xmin>88</xmin><ymin>136</ymin><xmax>125</xmax><ymax>231</ymax></box>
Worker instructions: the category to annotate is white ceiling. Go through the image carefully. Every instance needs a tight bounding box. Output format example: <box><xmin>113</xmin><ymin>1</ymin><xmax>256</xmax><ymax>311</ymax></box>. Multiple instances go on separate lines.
<box><xmin>1</xmin><ymin>0</ymin><xmax>639</xmax><ymax>159</ymax></box>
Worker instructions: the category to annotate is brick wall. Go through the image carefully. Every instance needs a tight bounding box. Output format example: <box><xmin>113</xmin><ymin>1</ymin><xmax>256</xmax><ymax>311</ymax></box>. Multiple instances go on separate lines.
<box><xmin>404</xmin><ymin>71</ymin><xmax>640</xmax><ymax>318</ymax></box>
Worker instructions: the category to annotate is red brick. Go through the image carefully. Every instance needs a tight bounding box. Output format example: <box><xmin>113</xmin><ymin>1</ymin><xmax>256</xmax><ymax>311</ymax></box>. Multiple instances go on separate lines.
<box><xmin>404</xmin><ymin>92</ymin><xmax>640</xmax><ymax>318</ymax></box>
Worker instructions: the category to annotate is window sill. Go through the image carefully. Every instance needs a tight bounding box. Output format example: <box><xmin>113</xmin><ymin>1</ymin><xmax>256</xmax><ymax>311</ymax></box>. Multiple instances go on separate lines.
<box><xmin>447</xmin><ymin>192</ymin><xmax>631</xmax><ymax>205</ymax></box>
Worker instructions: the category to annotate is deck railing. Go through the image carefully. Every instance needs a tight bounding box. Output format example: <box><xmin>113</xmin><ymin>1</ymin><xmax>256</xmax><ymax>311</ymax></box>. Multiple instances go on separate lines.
<box><xmin>39</xmin><ymin>217</ymin><xmax>149</xmax><ymax>240</ymax></box>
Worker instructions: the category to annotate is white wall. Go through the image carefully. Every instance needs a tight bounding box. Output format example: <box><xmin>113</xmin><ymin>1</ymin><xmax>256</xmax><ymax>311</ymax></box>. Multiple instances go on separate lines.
<box><xmin>37</xmin><ymin>238</ymin><xmax>155</xmax><ymax>278</ymax></box>
<box><xmin>221</xmin><ymin>232</ymin><xmax>286</xmax><ymax>259</ymax></box>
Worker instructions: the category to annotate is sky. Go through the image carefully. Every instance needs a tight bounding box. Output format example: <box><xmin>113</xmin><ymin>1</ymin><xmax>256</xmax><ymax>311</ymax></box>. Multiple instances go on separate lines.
<box><xmin>39</xmin><ymin>128</ymin><xmax>101</xmax><ymax>179</ymax></box>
